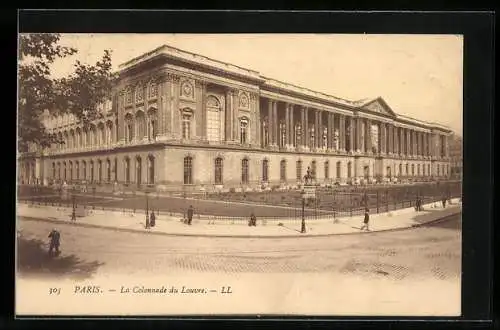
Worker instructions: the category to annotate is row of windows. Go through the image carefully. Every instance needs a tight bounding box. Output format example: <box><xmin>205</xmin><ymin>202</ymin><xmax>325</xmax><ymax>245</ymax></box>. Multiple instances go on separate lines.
<box><xmin>125</xmin><ymin>82</ymin><xmax>158</xmax><ymax>105</ymax></box>
<box><xmin>53</xmin><ymin>121</ymin><xmax>115</xmax><ymax>150</ymax></box>
<box><xmin>51</xmin><ymin>155</ymin><xmax>156</xmax><ymax>185</ymax></box>
<box><xmin>181</xmin><ymin>158</ymin><xmax>450</xmax><ymax>185</ymax></box>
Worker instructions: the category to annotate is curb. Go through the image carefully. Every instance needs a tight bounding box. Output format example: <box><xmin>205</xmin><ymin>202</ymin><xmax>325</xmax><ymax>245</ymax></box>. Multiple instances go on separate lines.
<box><xmin>19</xmin><ymin>208</ymin><xmax>461</xmax><ymax>239</ymax></box>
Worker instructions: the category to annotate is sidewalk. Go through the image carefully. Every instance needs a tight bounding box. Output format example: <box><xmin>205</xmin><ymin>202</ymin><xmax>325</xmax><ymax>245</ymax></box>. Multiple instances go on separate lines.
<box><xmin>17</xmin><ymin>199</ymin><xmax>461</xmax><ymax>238</ymax></box>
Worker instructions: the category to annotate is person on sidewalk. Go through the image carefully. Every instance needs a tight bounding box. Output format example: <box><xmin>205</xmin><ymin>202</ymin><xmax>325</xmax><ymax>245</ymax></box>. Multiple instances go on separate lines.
<box><xmin>48</xmin><ymin>228</ymin><xmax>61</xmax><ymax>257</ymax></box>
<box><xmin>249</xmin><ymin>212</ymin><xmax>257</xmax><ymax>226</ymax></box>
<box><xmin>360</xmin><ymin>208</ymin><xmax>370</xmax><ymax>231</ymax></box>
<box><xmin>150</xmin><ymin>211</ymin><xmax>156</xmax><ymax>228</ymax></box>
<box><xmin>442</xmin><ymin>195</ymin><xmax>447</xmax><ymax>208</ymax></box>
<box><xmin>187</xmin><ymin>205</ymin><xmax>194</xmax><ymax>225</ymax></box>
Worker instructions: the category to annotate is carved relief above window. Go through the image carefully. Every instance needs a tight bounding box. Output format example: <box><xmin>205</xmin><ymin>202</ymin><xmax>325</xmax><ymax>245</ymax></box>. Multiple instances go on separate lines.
<box><xmin>125</xmin><ymin>88</ymin><xmax>133</xmax><ymax>106</ymax></box>
<box><xmin>239</xmin><ymin>92</ymin><xmax>250</xmax><ymax>109</ymax></box>
<box><xmin>135</xmin><ymin>85</ymin><xmax>144</xmax><ymax>103</ymax></box>
<box><xmin>148</xmin><ymin>81</ymin><xmax>158</xmax><ymax>99</ymax></box>
<box><xmin>180</xmin><ymin>79</ymin><xmax>195</xmax><ymax>100</ymax></box>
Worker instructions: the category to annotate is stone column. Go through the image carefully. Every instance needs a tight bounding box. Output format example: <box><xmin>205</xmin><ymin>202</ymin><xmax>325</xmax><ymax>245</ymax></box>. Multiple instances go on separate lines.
<box><xmin>356</xmin><ymin>117</ymin><xmax>362</xmax><ymax>153</ymax></box>
<box><xmin>399</xmin><ymin>128</ymin><xmax>403</xmax><ymax>156</ymax></box>
<box><xmin>366</xmin><ymin>119</ymin><xmax>372</xmax><ymax>154</ymax></box>
<box><xmin>289</xmin><ymin>104</ymin><xmax>294</xmax><ymax>148</ymax></box>
<box><xmin>232</xmin><ymin>90</ymin><xmax>239</xmax><ymax>143</ymax></box>
<box><xmin>327</xmin><ymin>112</ymin><xmax>333</xmax><ymax>151</ymax></box>
<box><xmin>300</xmin><ymin>106</ymin><xmax>306</xmax><ymax>148</ymax></box>
<box><xmin>339</xmin><ymin>114</ymin><xmax>345</xmax><ymax>152</ymax></box>
<box><xmin>313</xmin><ymin>110</ymin><xmax>319</xmax><ymax>150</ymax></box>
<box><xmin>273</xmin><ymin>100</ymin><xmax>278</xmax><ymax>147</ymax></box>
<box><xmin>303</xmin><ymin>107</ymin><xmax>309</xmax><ymax>149</ymax></box>
<box><xmin>388</xmin><ymin>124</ymin><xmax>393</xmax><ymax>155</ymax></box>
<box><xmin>284</xmin><ymin>103</ymin><xmax>290</xmax><ymax>148</ymax></box>
<box><xmin>380</xmin><ymin>122</ymin><xmax>386</xmax><ymax>154</ymax></box>
<box><xmin>444</xmin><ymin>134</ymin><xmax>449</xmax><ymax>158</ymax></box>
<box><xmin>318</xmin><ymin>110</ymin><xmax>323</xmax><ymax>149</ymax></box>
<box><xmin>349</xmin><ymin>116</ymin><xmax>355</xmax><ymax>153</ymax></box>
<box><xmin>406</xmin><ymin>129</ymin><xmax>411</xmax><ymax>157</ymax></box>
<box><xmin>267</xmin><ymin>99</ymin><xmax>273</xmax><ymax>145</ymax></box>
<box><xmin>225</xmin><ymin>90</ymin><xmax>234</xmax><ymax>142</ymax></box>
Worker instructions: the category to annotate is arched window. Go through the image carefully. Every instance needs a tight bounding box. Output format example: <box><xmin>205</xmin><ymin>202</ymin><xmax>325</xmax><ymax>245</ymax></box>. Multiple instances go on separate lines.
<box><xmin>214</xmin><ymin>157</ymin><xmax>223</xmax><ymax>185</ymax></box>
<box><xmin>336</xmin><ymin>161</ymin><xmax>341</xmax><ymax>178</ymax></box>
<box><xmin>280</xmin><ymin>159</ymin><xmax>286</xmax><ymax>182</ymax></box>
<box><xmin>75</xmin><ymin>161</ymin><xmax>79</xmax><ymax>180</ymax></box>
<box><xmin>106</xmin><ymin>121</ymin><xmax>113</xmax><ymax>144</ymax></box>
<box><xmin>98</xmin><ymin>160</ymin><xmax>102</xmax><ymax>183</ymax></box>
<box><xmin>427</xmin><ymin>164</ymin><xmax>430</xmax><ymax>176</ymax></box>
<box><xmin>206</xmin><ymin>96</ymin><xmax>222</xmax><ymax>142</ymax></box>
<box><xmin>262</xmin><ymin>159</ymin><xmax>269</xmax><ymax>182</ymax></box>
<box><xmin>106</xmin><ymin>159</ymin><xmax>111</xmax><ymax>182</ymax></box>
<box><xmin>148</xmin><ymin>109</ymin><xmax>158</xmax><ymax>141</ymax></box>
<box><xmin>125</xmin><ymin>114</ymin><xmax>134</xmax><ymax>143</ymax></box>
<box><xmin>411</xmin><ymin>164</ymin><xmax>415</xmax><ymax>176</ymax></box>
<box><xmin>241</xmin><ymin>158</ymin><xmax>249</xmax><ymax>184</ymax></box>
<box><xmin>417</xmin><ymin>164</ymin><xmax>421</xmax><ymax>176</ymax></box>
<box><xmin>114</xmin><ymin>158</ymin><xmax>118</xmax><ymax>182</ymax></box>
<box><xmin>136</xmin><ymin>156</ymin><xmax>142</xmax><ymax>186</ymax></box>
<box><xmin>148</xmin><ymin>155</ymin><xmax>155</xmax><ymax>184</ymax></box>
<box><xmin>136</xmin><ymin>111</ymin><xmax>146</xmax><ymax>139</ymax></box>
<box><xmin>76</xmin><ymin>128</ymin><xmax>82</xmax><ymax>148</ymax></box>
<box><xmin>98</xmin><ymin>123</ymin><xmax>105</xmax><ymax>145</ymax></box>
<box><xmin>399</xmin><ymin>164</ymin><xmax>403</xmax><ymax>176</ymax></box>
<box><xmin>82</xmin><ymin>161</ymin><xmax>87</xmax><ymax>180</ymax></box>
<box><xmin>240</xmin><ymin>118</ymin><xmax>248</xmax><ymax>144</ymax></box>
<box><xmin>69</xmin><ymin>130</ymin><xmax>75</xmax><ymax>149</ymax></box>
<box><xmin>347</xmin><ymin>161</ymin><xmax>352</xmax><ymax>178</ymax></box>
<box><xmin>57</xmin><ymin>162</ymin><xmax>61</xmax><ymax>180</ymax></box>
<box><xmin>181</xmin><ymin>110</ymin><xmax>193</xmax><ymax>140</ymax></box>
<box><xmin>90</xmin><ymin>160</ymin><xmax>94</xmax><ymax>182</ymax></box>
<box><xmin>184</xmin><ymin>156</ymin><xmax>193</xmax><ymax>184</ymax></box>
<box><xmin>52</xmin><ymin>162</ymin><xmax>56</xmax><ymax>179</ymax></box>
<box><xmin>324</xmin><ymin>161</ymin><xmax>329</xmax><ymax>179</ymax></box>
<box><xmin>406</xmin><ymin>164</ymin><xmax>409</xmax><ymax>176</ymax></box>
<box><xmin>91</xmin><ymin>125</ymin><xmax>97</xmax><ymax>146</ymax></box>
<box><xmin>296</xmin><ymin>160</ymin><xmax>302</xmax><ymax>181</ymax></box>
<box><xmin>69</xmin><ymin>161</ymin><xmax>73</xmax><ymax>181</ymax></box>
<box><xmin>311</xmin><ymin>161</ymin><xmax>317</xmax><ymax>180</ymax></box>
<box><xmin>63</xmin><ymin>162</ymin><xmax>67</xmax><ymax>181</ymax></box>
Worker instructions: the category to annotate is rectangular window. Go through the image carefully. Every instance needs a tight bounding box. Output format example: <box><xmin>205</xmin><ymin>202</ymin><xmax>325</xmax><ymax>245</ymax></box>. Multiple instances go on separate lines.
<box><xmin>336</xmin><ymin>162</ymin><xmax>341</xmax><ymax>179</ymax></box>
<box><xmin>262</xmin><ymin>160</ymin><xmax>269</xmax><ymax>182</ymax></box>
<box><xmin>182</xmin><ymin>115</ymin><xmax>191</xmax><ymax>140</ymax></box>
<box><xmin>184</xmin><ymin>157</ymin><xmax>193</xmax><ymax>184</ymax></box>
<box><xmin>324</xmin><ymin>161</ymin><xmax>329</xmax><ymax>179</ymax></box>
<box><xmin>280</xmin><ymin>160</ymin><xmax>286</xmax><ymax>182</ymax></box>
<box><xmin>214</xmin><ymin>158</ymin><xmax>223</xmax><ymax>185</ymax></box>
<box><xmin>241</xmin><ymin>159</ymin><xmax>249</xmax><ymax>184</ymax></box>
<box><xmin>296</xmin><ymin>161</ymin><xmax>302</xmax><ymax>181</ymax></box>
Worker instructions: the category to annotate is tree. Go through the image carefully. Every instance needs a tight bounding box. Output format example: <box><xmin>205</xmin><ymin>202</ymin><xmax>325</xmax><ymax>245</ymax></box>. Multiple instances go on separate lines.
<box><xmin>18</xmin><ymin>33</ymin><xmax>116</xmax><ymax>152</ymax></box>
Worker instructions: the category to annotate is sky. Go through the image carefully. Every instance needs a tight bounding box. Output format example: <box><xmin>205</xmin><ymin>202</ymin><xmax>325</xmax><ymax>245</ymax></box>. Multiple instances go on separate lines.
<box><xmin>44</xmin><ymin>34</ymin><xmax>463</xmax><ymax>134</ymax></box>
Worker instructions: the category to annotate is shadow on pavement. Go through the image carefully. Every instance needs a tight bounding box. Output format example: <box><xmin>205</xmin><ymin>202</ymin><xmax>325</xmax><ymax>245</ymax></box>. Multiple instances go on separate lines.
<box><xmin>17</xmin><ymin>235</ymin><xmax>104</xmax><ymax>280</ymax></box>
<box><xmin>410</xmin><ymin>208</ymin><xmax>461</xmax><ymax>230</ymax></box>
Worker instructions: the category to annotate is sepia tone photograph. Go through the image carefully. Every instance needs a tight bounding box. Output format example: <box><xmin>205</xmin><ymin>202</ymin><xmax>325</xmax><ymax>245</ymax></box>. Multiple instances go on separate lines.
<box><xmin>16</xmin><ymin>33</ymin><xmax>463</xmax><ymax>316</ymax></box>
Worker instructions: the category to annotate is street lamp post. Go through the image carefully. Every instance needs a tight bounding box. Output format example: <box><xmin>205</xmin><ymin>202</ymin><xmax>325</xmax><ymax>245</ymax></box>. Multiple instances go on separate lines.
<box><xmin>145</xmin><ymin>191</ymin><xmax>150</xmax><ymax>229</ymax></box>
<box><xmin>301</xmin><ymin>189</ymin><xmax>306</xmax><ymax>233</ymax></box>
<box><xmin>71</xmin><ymin>186</ymin><xmax>76</xmax><ymax>221</ymax></box>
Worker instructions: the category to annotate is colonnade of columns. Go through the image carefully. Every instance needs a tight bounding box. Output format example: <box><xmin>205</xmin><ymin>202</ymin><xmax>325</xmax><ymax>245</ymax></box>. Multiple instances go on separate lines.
<box><xmin>261</xmin><ymin>98</ymin><xmax>449</xmax><ymax>160</ymax></box>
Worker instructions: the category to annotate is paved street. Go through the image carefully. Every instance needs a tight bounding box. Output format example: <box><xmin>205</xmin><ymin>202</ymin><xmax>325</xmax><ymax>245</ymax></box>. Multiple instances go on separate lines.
<box><xmin>17</xmin><ymin>213</ymin><xmax>461</xmax><ymax>279</ymax></box>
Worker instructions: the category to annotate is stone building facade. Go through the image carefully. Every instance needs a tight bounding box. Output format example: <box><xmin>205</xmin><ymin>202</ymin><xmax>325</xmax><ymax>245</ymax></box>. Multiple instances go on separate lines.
<box><xmin>18</xmin><ymin>44</ymin><xmax>453</xmax><ymax>191</ymax></box>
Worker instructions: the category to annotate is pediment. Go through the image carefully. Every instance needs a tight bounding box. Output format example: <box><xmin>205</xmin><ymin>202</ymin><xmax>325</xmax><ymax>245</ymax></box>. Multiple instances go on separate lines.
<box><xmin>361</xmin><ymin>97</ymin><xmax>396</xmax><ymax>117</ymax></box>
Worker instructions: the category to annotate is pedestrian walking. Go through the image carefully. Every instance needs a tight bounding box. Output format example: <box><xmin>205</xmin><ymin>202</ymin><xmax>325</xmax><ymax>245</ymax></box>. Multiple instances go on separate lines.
<box><xmin>150</xmin><ymin>211</ymin><xmax>156</xmax><ymax>227</ymax></box>
<box><xmin>249</xmin><ymin>212</ymin><xmax>257</xmax><ymax>226</ymax></box>
<box><xmin>360</xmin><ymin>208</ymin><xmax>370</xmax><ymax>231</ymax></box>
<box><xmin>187</xmin><ymin>205</ymin><xmax>194</xmax><ymax>225</ymax></box>
<box><xmin>442</xmin><ymin>196</ymin><xmax>447</xmax><ymax>208</ymax></box>
<box><xmin>48</xmin><ymin>228</ymin><xmax>61</xmax><ymax>257</ymax></box>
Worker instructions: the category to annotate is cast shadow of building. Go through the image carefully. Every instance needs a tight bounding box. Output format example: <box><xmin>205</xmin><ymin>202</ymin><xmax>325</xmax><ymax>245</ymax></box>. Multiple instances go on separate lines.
<box><xmin>17</xmin><ymin>235</ymin><xmax>104</xmax><ymax>280</ymax></box>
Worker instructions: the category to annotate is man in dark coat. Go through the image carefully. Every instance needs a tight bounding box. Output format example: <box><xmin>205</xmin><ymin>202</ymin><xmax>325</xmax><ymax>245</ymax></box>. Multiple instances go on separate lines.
<box><xmin>442</xmin><ymin>195</ymin><xmax>447</xmax><ymax>208</ymax></box>
<box><xmin>48</xmin><ymin>228</ymin><xmax>61</xmax><ymax>256</ymax></box>
<box><xmin>150</xmin><ymin>211</ymin><xmax>156</xmax><ymax>227</ymax></box>
<box><xmin>249</xmin><ymin>212</ymin><xmax>257</xmax><ymax>226</ymax></box>
<box><xmin>187</xmin><ymin>205</ymin><xmax>194</xmax><ymax>225</ymax></box>
<box><xmin>360</xmin><ymin>208</ymin><xmax>370</xmax><ymax>231</ymax></box>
